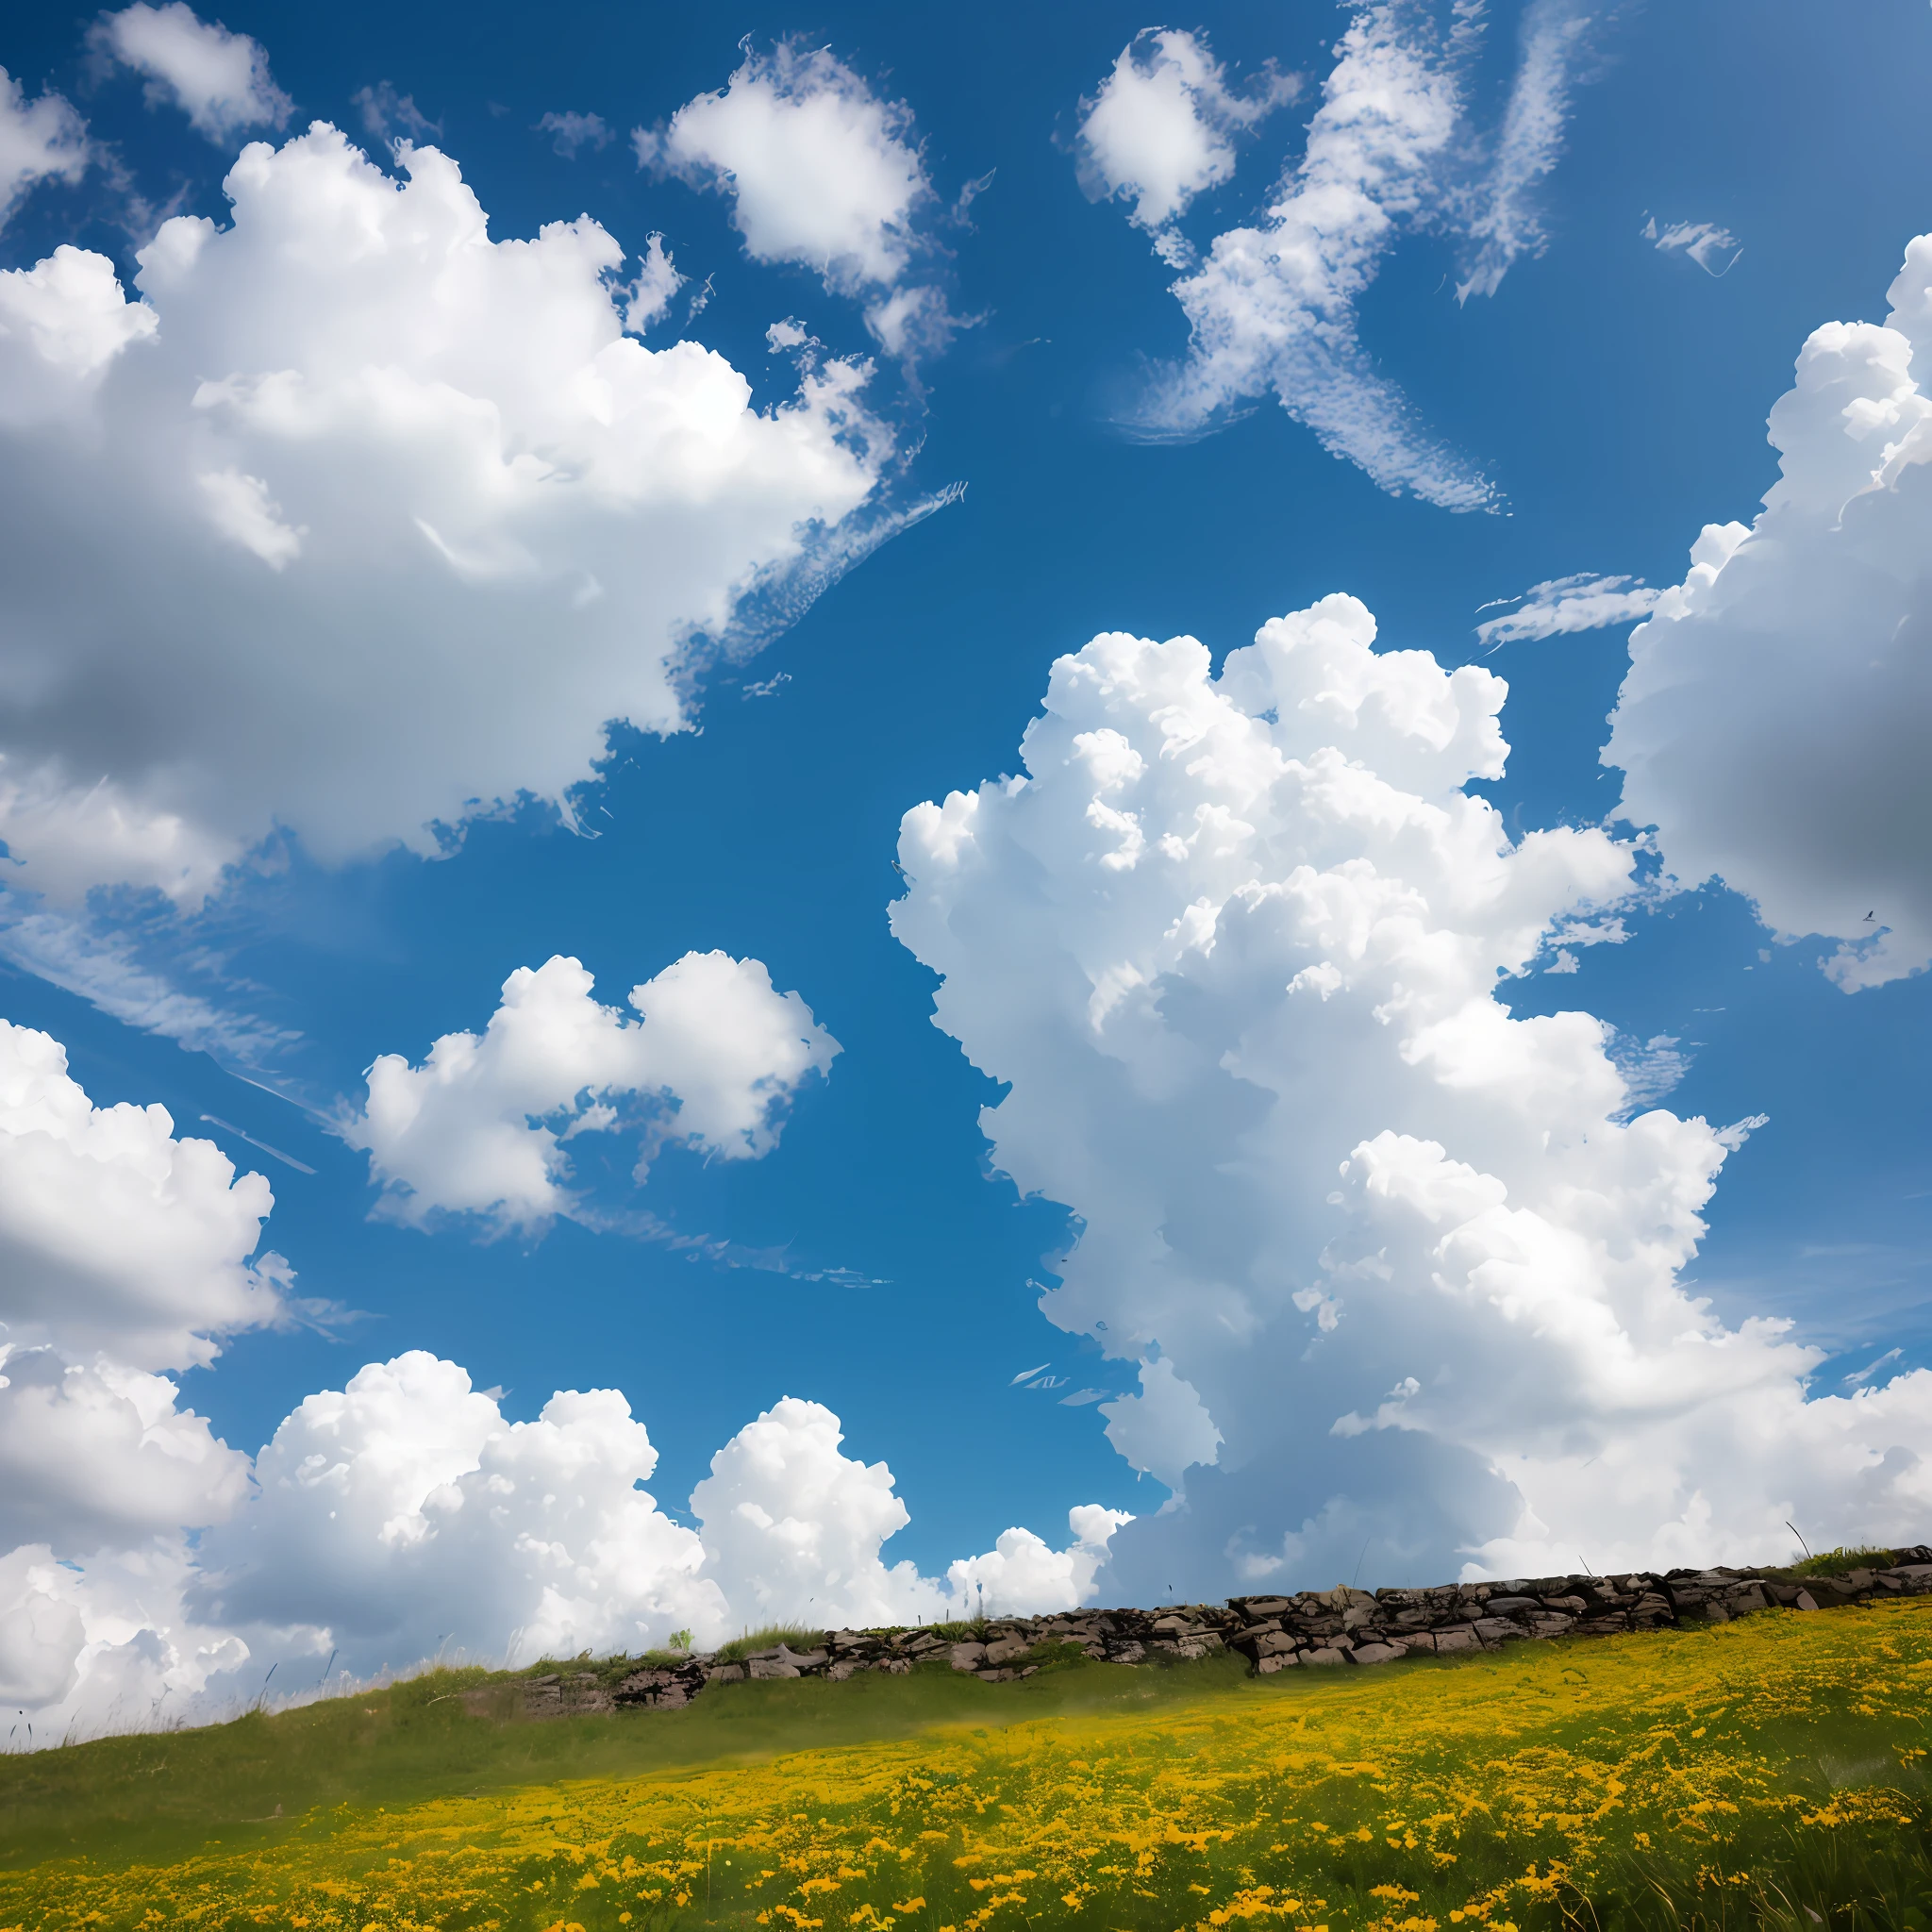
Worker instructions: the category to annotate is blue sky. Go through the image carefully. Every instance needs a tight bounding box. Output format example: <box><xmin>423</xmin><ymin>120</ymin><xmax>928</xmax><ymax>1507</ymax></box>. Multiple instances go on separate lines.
<box><xmin>4</xmin><ymin>0</ymin><xmax>1932</xmax><ymax>1722</ymax></box>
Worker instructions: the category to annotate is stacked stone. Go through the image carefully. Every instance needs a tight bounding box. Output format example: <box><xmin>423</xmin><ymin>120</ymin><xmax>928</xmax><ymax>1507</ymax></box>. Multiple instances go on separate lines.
<box><xmin>1222</xmin><ymin>1548</ymin><xmax>1932</xmax><ymax>1672</ymax></box>
<box><xmin>569</xmin><ymin>1544</ymin><xmax>1932</xmax><ymax>1716</ymax></box>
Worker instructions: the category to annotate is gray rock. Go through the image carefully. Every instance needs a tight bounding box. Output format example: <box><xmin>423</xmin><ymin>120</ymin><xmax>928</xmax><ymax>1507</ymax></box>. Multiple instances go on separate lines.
<box><xmin>1483</xmin><ymin>1596</ymin><xmax>1541</xmax><ymax>1616</ymax></box>
<box><xmin>749</xmin><ymin>1658</ymin><xmax>800</xmax><ymax>1680</ymax></box>
<box><xmin>707</xmin><ymin>1663</ymin><xmax>745</xmax><ymax>1683</ymax></box>
<box><xmin>1472</xmin><ymin>1618</ymin><xmax>1526</xmax><ymax>1647</ymax></box>
<box><xmin>949</xmin><ymin>1641</ymin><xmax>989</xmax><ymax>1672</ymax></box>
<box><xmin>1303</xmin><ymin>1647</ymin><xmax>1346</xmax><ymax>1667</ymax></box>
<box><xmin>1430</xmin><ymin>1627</ymin><xmax>1480</xmax><ymax>1656</ymax></box>
<box><xmin>614</xmin><ymin>1667</ymin><xmax>697</xmax><ymax>1710</ymax></box>
<box><xmin>985</xmin><ymin>1637</ymin><xmax>1031</xmax><ymax>1667</ymax></box>
<box><xmin>1793</xmin><ymin>1590</ymin><xmax>1820</xmax><ymax>1612</ymax></box>
<box><xmin>1349</xmin><ymin>1642</ymin><xmax>1404</xmax><ymax>1666</ymax></box>
<box><xmin>1256</xmin><ymin>1652</ymin><xmax>1298</xmax><ymax>1674</ymax></box>
<box><xmin>1574</xmin><ymin>1615</ymin><xmax>1631</xmax><ymax>1637</ymax></box>
<box><xmin>1106</xmin><ymin>1641</ymin><xmax>1146</xmax><ymax>1665</ymax></box>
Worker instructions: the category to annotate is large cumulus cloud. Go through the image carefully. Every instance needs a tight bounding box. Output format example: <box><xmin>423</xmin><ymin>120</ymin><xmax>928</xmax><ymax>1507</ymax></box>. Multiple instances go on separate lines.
<box><xmin>1606</xmin><ymin>230</ymin><xmax>1932</xmax><ymax>990</ymax></box>
<box><xmin>8</xmin><ymin>1355</ymin><xmax>1128</xmax><ymax>1730</ymax></box>
<box><xmin>0</xmin><ymin>1017</ymin><xmax>285</xmax><ymax>1367</ymax></box>
<box><xmin>0</xmin><ymin>1020</ymin><xmax>275</xmax><ymax>1719</ymax></box>
<box><xmin>0</xmin><ymin>1013</ymin><xmax>1125</xmax><ymax>1735</ymax></box>
<box><xmin>891</xmin><ymin>595</ymin><xmax>1932</xmax><ymax>1594</ymax></box>
<box><xmin>0</xmin><ymin>120</ymin><xmax>895</xmax><ymax>906</ymax></box>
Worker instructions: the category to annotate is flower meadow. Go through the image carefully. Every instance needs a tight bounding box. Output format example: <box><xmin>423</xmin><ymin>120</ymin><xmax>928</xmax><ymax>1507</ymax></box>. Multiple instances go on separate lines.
<box><xmin>6</xmin><ymin>1602</ymin><xmax>1932</xmax><ymax>1932</ymax></box>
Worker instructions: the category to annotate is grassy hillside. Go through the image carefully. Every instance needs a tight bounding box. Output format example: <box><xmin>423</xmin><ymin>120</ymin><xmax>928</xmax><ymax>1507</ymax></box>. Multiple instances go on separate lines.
<box><xmin>5</xmin><ymin>1599</ymin><xmax>1932</xmax><ymax>1929</ymax></box>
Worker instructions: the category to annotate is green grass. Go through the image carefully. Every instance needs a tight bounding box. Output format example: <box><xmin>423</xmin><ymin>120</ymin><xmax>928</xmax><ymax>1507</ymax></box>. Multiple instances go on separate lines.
<box><xmin>1783</xmin><ymin>1545</ymin><xmax>1899</xmax><ymax>1580</ymax></box>
<box><xmin>708</xmin><ymin>1624</ymin><xmax>832</xmax><ymax>1664</ymax></box>
<box><xmin>0</xmin><ymin>1641</ymin><xmax>1187</xmax><ymax>1874</ymax></box>
<box><xmin>10</xmin><ymin>1604</ymin><xmax>1932</xmax><ymax>1929</ymax></box>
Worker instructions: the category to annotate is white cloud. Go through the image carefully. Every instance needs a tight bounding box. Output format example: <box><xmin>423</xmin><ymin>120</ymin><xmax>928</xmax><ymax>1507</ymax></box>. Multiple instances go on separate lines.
<box><xmin>350</xmin><ymin>82</ymin><xmax>439</xmax><ymax>149</ymax></box>
<box><xmin>622</xmin><ymin>232</ymin><xmax>682</xmax><ymax>331</ymax></box>
<box><xmin>194</xmin><ymin>1352</ymin><xmax>726</xmax><ymax>1671</ymax></box>
<box><xmin>0</xmin><ymin>1016</ymin><xmax>278</xmax><ymax>1727</ymax></box>
<box><xmin>636</xmin><ymin>42</ymin><xmax>958</xmax><ymax>358</ymax></box>
<box><xmin>7</xmin><ymin>1357</ymin><xmax>1126</xmax><ymax>1724</ymax></box>
<box><xmin>944</xmin><ymin>1505</ymin><xmax>1133</xmax><ymax>1620</ymax></box>
<box><xmin>0</xmin><ymin>1341</ymin><xmax>1136</xmax><ymax>1727</ymax></box>
<box><xmin>1605</xmin><ymin>1029</ymin><xmax>1690</xmax><ymax>1112</ymax></box>
<box><xmin>691</xmin><ymin>1395</ymin><xmax>945</xmax><ymax>1627</ymax></box>
<box><xmin>1643</xmin><ymin>214</ymin><xmax>1742</xmax><ymax>277</ymax></box>
<box><xmin>1456</xmin><ymin>0</ymin><xmax>1599</xmax><ymax>302</ymax></box>
<box><xmin>0</xmin><ymin>1538</ymin><xmax>244</xmax><ymax>1724</ymax></box>
<box><xmin>90</xmin><ymin>3</ymin><xmax>292</xmax><ymax>144</ymax></box>
<box><xmin>1605</xmin><ymin>228</ymin><xmax>1932</xmax><ymax>989</ymax></box>
<box><xmin>0</xmin><ymin>124</ymin><xmax>896</xmax><ymax>908</ymax></box>
<box><xmin>1475</xmin><ymin>572</ymin><xmax>1664</xmax><ymax>647</ymax></box>
<box><xmin>1121</xmin><ymin>5</ymin><xmax>1491</xmax><ymax>508</ymax></box>
<box><xmin>1099</xmin><ymin>3</ymin><xmax>1608</xmax><ymax>508</ymax></box>
<box><xmin>1099</xmin><ymin>1357</ymin><xmax>1222</xmax><ymax>1493</ymax></box>
<box><xmin>1074</xmin><ymin>28</ymin><xmax>1296</xmax><ymax>231</ymax></box>
<box><xmin>691</xmin><ymin>1398</ymin><xmax>1129</xmax><ymax>1629</ymax></box>
<box><xmin>0</xmin><ymin>1017</ymin><xmax>286</xmax><ymax>1369</ymax></box>
<box><xmin>0</xmin><ymin>1350</ymin><xmax>250</xmax><ymax>1553</ymax></box>
<box><xmin>0</xmin><ymin>67</ymin><xmax>89</xmax><ymax>231</ymax></box>
<box><xmin>537</xmin><ymin>110</ymin><xmax>609</xmax><ymax>158</ymax></box>
<box><xmin>0</xmin><ymin>242</ymin><xmax>156</xmax><ymax>425</ymax></box>
<box><xmin>638</xmin><ymin>43</ymin><xmax>924</xmax><ymax>290</ymax></box>
<box><xmin>344</xmin><ymin>952</ymin><xmax>841</xmax><ymax>1234</ymax></box>
<box><xmin>0</xmin><ymin>1020</ymin><xmax>1131</xmax><ymax>1733</ymax></box>
<box><xmin>0</xmin><ymin>899</ymin><xmax>296</xmax><ymax>1066</ymax></box>
<box><xmin>891</xmin><ymin>593</ymin><xmax>1932</xmax><ymax>1595</ymax></box>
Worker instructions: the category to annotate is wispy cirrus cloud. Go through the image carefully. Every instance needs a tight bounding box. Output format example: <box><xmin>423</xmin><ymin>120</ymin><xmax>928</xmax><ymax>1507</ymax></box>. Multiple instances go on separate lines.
<box><xmin>1643</xmin><ymin>214</ymin><xmax>1743</xmax><ymax>276</ymax></box>
<box><xmin>1457</xmin><ymin>0</ymin><xmax>1607</xmax><ymax>301</ymax></box>
<box><xmin>1475</xmin><ymin>572</ymin><xmax>1664</xmax><ymax>647</ymax></box>
<box><xmin>1087</xmin><ymin>2</ymin><xmax>1616</xmax><ymax>511</ymax></box>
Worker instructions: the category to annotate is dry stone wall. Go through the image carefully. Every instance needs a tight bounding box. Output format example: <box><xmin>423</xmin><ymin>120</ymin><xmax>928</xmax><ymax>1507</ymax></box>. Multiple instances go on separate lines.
<box><xmin>510</xmin><ymin>1546</ymin><xmax>1932</xmax><ymax>1717</ymax></box>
